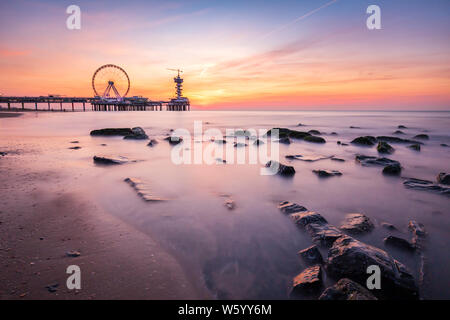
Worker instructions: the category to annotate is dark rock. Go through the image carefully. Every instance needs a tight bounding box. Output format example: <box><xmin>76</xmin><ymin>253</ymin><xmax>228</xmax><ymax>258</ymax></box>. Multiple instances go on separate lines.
<box><xmin>297</xmin><ymin>123</ymin><xmax>304</xmax><ymax>126</ymax></box>
<box><xmin>214</xmin><ymin>139</ymin><xmax>227</xmax><ymax>144</ymax></box>
<box><xmin>408</xmin><ymin>144</ymin><xmax>421</xmax><ymax>151</ymax></box>
<box><xmin>312</xmin><ymin>170</ymin><xmax>342</xmax><ymax>178</ymax></box>
<box><xmin>70</xmin><ymin>141</ymin><xmax>79</xmax><ymax>143</ymax></box>
<box><xmin>393</xmin><ymin>130</ymin><xmax>405</xmax><ymax>135</ymax></box>
<box><xmin>351</xmin><ymin>136</ymin><xmax>376</xmax><ymax>146</ymax></box>
<box><xmin>147</xmin><ymin>139</ymin><xmax>158</xmax><ymax>147</ymax></box>
<box><xmin>285</xmin><ymin>154</ymin><xmax>333</xmax><ymax>162</ymax></box>
<box><xmin>291</xmin><ymin>265</ymin><xmax>322</xmax><ymax>294</ymax></box>
<box><xmin>413</xmin><ymin>134</ymin><xmax>429</xmax><ymax>140</ymax></box>
<box><xmin>330</xmin><ymin>132</ymin><xmax>338</xmax><ymax>135</ymax></box>
<box><xmin>441</xmin><ymin>143</ymin><xmax>449</xmax><ymax>147</ymax></box>
<box><xmin>331</xmin><ymin>157</ymin><xmax>345</xmax><ymax>162</ymax></box>
<box><xmin>437</xmin><ymin>172</ymin><xmax>450</xmax><ymax>185</ymax></box>
<box><xmin>303</xmin><ymin>135</ymin><xmax>326</xmax><ymax>143</ymax></box>
<box><xmin>90</xmin><ymin>128</ymin><xmax>133</xmax><ymax>136</ymax></box>
<box><xmin>253</xmin><ymin>139</ymin><xmax>264</xmax><ymax>146</ymax></box>
<box><xmin>298</xmin><ymin>246</ymin><xmax>323</xmax><ymax>265</ymax></box>
<box><xmin>69</xmin><ymin>146</ymin><xmax>81</xmax><ymax>150</ymax></box>
<box><xmin>339</xmin><ymin>213</ymin><xmax>374</xmax><ymax>234</ymax></box>
<box><xmin>349</xmin><ymin>126</ymin><xmax>361</xmax><ymax>129</ymax></box>
<box><xmin>398</xmin><ymin>125</ymin><xmax>407</xmax><ymax>129</ymax></box>
<box><xmin>383</xmin><ymin>163</ymin><xmax>402</xmax><ymax>176</ymax></box>
<box><xmin>66</xmin><ymin>251</ymin><xmax>81</xmax><ymax>257</ymax></box>
<box><xmin>384</xmin><ymin>236</ymin><xmax>415</xmax><ymax>251</ymax></box>
<box><xmin>355</xmin><ymin>155</ymin><xmax>399</xmax><ymax>167</ymax></box>
<box><xmin>124</xmin><ymin>177</ymin><xmax>167</xmax><ymax>201</ymax></box>
<box><xmin>45</xmin><ymin>283</ymin><xmax>59</xmax><ymax>293</ymax></box>
<box><xmin>278</xmin><ymin>201</ymin><xmax>307</xmax><ymax>214</ymax></box>
<box><xmin>306</xmin><ymin>223</ymin><xmax>345</xmax><ymax>247</ymax></box>
<box><xmin>278</xmin><ymin>137</ymin><xmax>291</xmax><ymax>144</ymax></box>
<box><xmin>377</xmin><ymin>141</ymin><xmax>394</xmax><ymax>154</ymax></box>
<box><xmin>0</xmin><ymin>151</ymin><xmax>7</xmax><ymax>156</ymax></box>
<box><xmin>93</xmin><ymin>156</ymin><xmax>126</xmax><ymax>165</ymax></box>
<box><xmin>233</xmin><ymin>142</ymin><xmax>247</xmax><ymax>147</ymax></box>
<box><xmin>124</xmin><ymin>127</ymin><xmax>148</xmax><ymax>140</ymax></box>
<box><xmin>265</xmin><ymin>160</ymin><xmax>295</xmax><ymax>176</ymax></box>
<box><xmin>319</xmin><ymin>278</ymin><xmax>377</xmax><ymax>300</ymax></box>
<box><xmin>403</xmin><ymin>178</ymin><xmax>450</xmax><ymax>196</ymax></box>
<box><xmin>164</xmin><ymin>136</ymin><xmax>183</xmax><ymax>145</ymax></box>
<box><xmin>290</xmin><ymin>211</ymin><xmax>328</xmax><ymax>227</ymax></box>
<box><xmin>326</xmin><ymin>236</ymin><xmax>419</xmax><ymax>299</ymax></box>
<box><xmin>377</xmin><ymin>136</ymin><xmax>422</xmax><ymax>144</ymax></box>
<box><xmin>308</xmin><ymin>130</ymin><xmax>321</xmax><ymax>135</ymax></box>
<box><xmin>381</xmin><ymin>222</ymin><xmax>397</xmax><ymax>231</ymax></box>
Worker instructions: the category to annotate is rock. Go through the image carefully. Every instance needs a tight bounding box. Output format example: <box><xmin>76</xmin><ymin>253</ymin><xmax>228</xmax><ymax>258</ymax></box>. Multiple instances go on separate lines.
<box><xmin>403</xmin><ymin>178</ymin><xmax>450</xmax><ymax>196</ymax></box>
<box><xmin>233</xmin><ymin>142</ymin><xmax>247</xmax><ymax>147</ymax></box>
<box><xmin>384</xmin><ymin>236</ymin><xmax>415</xmax><ymax>251</ymax></box>
<box><xmin>331</xmin><ymin>157</ymin><xmax>345</xmax><ymax>162</ymax></box>
<box><xmin>214</xmin><ymin>139</ymin><xmax>227</xmax><ymax>144</ymax></box>
<box><xmin>278</xmin><ymin>201</ymin><xmax>307</xmax><ymax>214</ymax></box>
<box><xmin>66</xmin><ymin>251</ymin><xmax>81</xmax><ymax>257</ymax></box>
<box><xmin>253</xmin><ymin>139</ymin><xmax>264</xmax><ymax>146</ymax></box>
<box><xmin>382</xmin><ymin>163</ymin><xmax>402</xmax><ymax>176</ymax></box>
<box><xmin>285</xmin><ymin>154</ymin><xmax>333</xmax><ymax>162</ymax></box>
<box><xmin>398</xmin><ymin>125</ymin><xmax>407</xmax><ymax>129</ymax></box>
<box><xmin>377</xmin><ymin>141</ymin><xmax>394</xmax><ymax>154</ymax></box>
<box><xmin>69</xmin><ymin>146</ymin><xmax>81</xmax><ymax>150</ymax></box>
<box><xmin>303</xmin><ymin>135</ymin><xmax>326</xmax><ymax>143</ymax></box>
<box><xmin>349</xmin><ymin>126</ymin><xmax>361</xmax><ymax>129</ymax></box>
<box><xmin>45</xmin><ymin>283</ymin><xmax>59</xmax><ymax>293</ymax></box>
<box><xmin>408</xmin><ymin>220</ymin><xmax>426</xmax><ymax>238</ymax></box>
<box><xmin>437</xmin><ymin>172</ymin><xmax>450</xmax><ymax>185</ymax></box>
<box><xmin>351</xmin><ymin>136</ymin><xmax>377</xmax><ymax>146</ymax></box>
<box><xmin>319</xmin><ymin>278</ymin><xmax>377</xmax><ymax>300</ymax></box>
<box><xmin>376</xmin><ymin>136</ymin><xmax>422</xmax><ymax>144</ymax></box>
<box><xmin>408</xmin><ymin>144</ymin><xmax>421</xmax><ymax>151</ymax></box>
<box><xmin>393</xmin><ymin>130</ymin><xmax>405</xmax><ymax>135</ymax></box>
<box><xmin>147</xmin><ymin>139</ymin><xmax>158</xmax><ymax>147</ymax></box>
<box><xmin>291</xmin><ymin>265</ymin><xmax>322</xmax><ymax>294</ymax></box>
<box><xmin>312</xmin><ymin>170</ymin><xmax>343</xmax><ymax>178</ymax></box>
<box><xmin>164</xmin><ymin>136</ymin><xmax>183</xmax><ymax>145</ymax></box>
<box><xmin>290</xmin><ymin>211</ymin><xmax>328</xmax><ymax>227</ymax></box>
<box><xmin>123</xmin><ymin>127</ymin><xmax>148</xmax><ymax>140</ymax></box>
<box><xmin>308</xmin><ymin>130</ymin><xmax>321</xmax><ymax>135</ymax></box>
<box><xmin>0</xmin><ymin>151</ymin><xmax>7</xmax><ymax>156</ymax></box>
<box><xmin>278</xmin><ymin>137</ymin><xmax>291</xmax><ymax>144</ymax></box>
<box><xmin>339</xmin><ymin>213</ymin><xmax>374</xmax><ymax>234</ymax></box>
<box><xmin>298</xmin><ymin>246</ymin><xmax>323</xmax><ymax>265</ymax></box>
<box><xmin>224</xmin><ymin>199</ymin><xmax>235</xmax><ymax>210</ymax></box>
<box><xmin>70</xmin><ymin>141</ymin><xmax>79</xmax><ymax>143</ymax></box>
<box><xmin>265</xmin><ymin>160</ymin><xmax>295</xmax><ymax>176</ymax></box>
<box><xmin>265</xmin><ymin>128</ymin><xmax>310</xmax><ymax>139</ymax></box>
<box><xmin>381</xmin><ymin>222</ymin><xmax>397</xmax><ymax>231</ymax></box>
<box><xmin>441</xmin><ymin>143</ymin><xmax>449</xmax><ymax>147</ymax></box>
<box><xmin>90</xmin><ymin>128</ymin><xmax>133</xmax><ymax>136</ymax></box>
<box><xmin>330</xmin><ymin>132</ymin><xmax>338</xmax><ymax>135</ymax></box>
<box><xmin>413</xmin><ymin>134</ymin><xmax>429</xmax><ymax>140</ymax></box>
<box><xmin>306</xmin><ymin>223</ymin><xmax>344</xmax><ymax>247</ymax></box>
<box><xmin>326</xmin><ymin>236</ymin><xmax>419</xmax><ymax>299</ymax></box>
<box><xmin>234</xmin><ymin>129</ymin><xmax>252</xmax><ymax>137</ymax></box>
<box><xmin>355</xmin><ymin>155</ymin><xmax>399</xmax><ymax>167</ymax></box>
<box><xmin>93</xmin><ymin>156</ymin><xmax>126</xmax><ymax>165</ymax></box>
<box><xmin>124</xmin><ymin>177</ymin><xmax>167</xmax><ymax>201</ymax></box>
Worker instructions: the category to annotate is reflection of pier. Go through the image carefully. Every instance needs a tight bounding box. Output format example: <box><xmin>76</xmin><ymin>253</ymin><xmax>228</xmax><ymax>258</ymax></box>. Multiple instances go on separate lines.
<box><xmin>0</xmin><ymin>96</ymin><xmax>190</xmax><ymax>112</ymax></box>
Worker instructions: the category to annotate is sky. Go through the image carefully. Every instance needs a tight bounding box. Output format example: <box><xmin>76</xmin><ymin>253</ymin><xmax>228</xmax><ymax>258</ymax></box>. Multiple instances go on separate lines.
<box><xmin>0</xmin><ymin>0</ymin><xmax>449</xmax><ymax>110</ymax></box>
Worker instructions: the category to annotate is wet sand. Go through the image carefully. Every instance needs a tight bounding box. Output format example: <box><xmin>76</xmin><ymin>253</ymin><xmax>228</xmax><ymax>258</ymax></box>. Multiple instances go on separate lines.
<box><xmin>0</xmin><ymin>149</ymin><xmax>204</xmax><ymax>299</ymax></box>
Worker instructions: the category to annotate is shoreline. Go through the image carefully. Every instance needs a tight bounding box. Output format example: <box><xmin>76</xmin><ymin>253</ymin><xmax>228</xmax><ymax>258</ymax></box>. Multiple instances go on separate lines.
<box><xmin>0</xmin><ymin>150</ymin><xmax>204</xmax><ymax>299</ymax></box>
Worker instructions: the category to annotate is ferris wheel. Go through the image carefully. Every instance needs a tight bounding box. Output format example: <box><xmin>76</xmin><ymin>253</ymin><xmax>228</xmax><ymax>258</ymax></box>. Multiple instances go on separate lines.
<box><xmin>92</xmin><ymin>64</ymin><xmax>130</xmax><ymax>99</ymax></box>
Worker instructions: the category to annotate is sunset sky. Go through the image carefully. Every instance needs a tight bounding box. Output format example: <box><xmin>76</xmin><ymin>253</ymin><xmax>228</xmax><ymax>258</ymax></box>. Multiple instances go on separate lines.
<box><xmin>1</xmin><ymin>0</ymin><xmax>449</xmax><ymax>110</ymax></box>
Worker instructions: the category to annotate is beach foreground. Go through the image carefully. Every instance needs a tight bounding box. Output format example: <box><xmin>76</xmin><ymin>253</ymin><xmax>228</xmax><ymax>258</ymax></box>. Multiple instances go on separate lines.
<box><xmin>0</xmin><ymin>110</ymin><xmax>449</xmax><ymax>299</ymax></box>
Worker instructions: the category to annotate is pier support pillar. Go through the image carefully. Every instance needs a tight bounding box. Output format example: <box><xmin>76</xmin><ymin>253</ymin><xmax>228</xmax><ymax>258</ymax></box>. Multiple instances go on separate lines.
<box><xmin>7</xmin><ymin>102</ymin><xmax>10</xmax><ymax>110</ymax></box>
<box><xmin>35</xmin><ymin>102</ymin><xmax>38</xmax><ymax>110</ymax></box>
<box><xmin>83</xmin><ymin>102</ymin><xmax>85</xmax><ymax>112</ymax></box>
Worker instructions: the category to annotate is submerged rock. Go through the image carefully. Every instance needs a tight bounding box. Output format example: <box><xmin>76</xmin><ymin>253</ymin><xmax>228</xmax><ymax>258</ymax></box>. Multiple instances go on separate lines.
<box><xmin>403</xmin><ymin>178</ymin><xmax>450</xmax><ymax>196</ymax></box>
<box><xmin>147</xmin><ymin>139</ymin><xmax>158</xmax><ymax>147</ymax></box>
<box><xmin>308</xmin><ymin>130</ymin><xmax>321</xmax><ymax>135</ymax></box>
<box><xmin>303</xmin><ymin>135</ymin><xmax>326</xmax><ymax>143</ymax></box>
<box><xmin>69</xmin><ymin>146</ymin><xmax>81</xmax><ymax>150</ymax></box>
<box><xmin>278</xmin><ymin>137</ymin><xmax>291</xmax><ymax>144</ymax></box>
<box><xmin>278</xmin><ymin>201</ymin><xmax>307</xmax><ymax>214</ymax></box>
<box><xmin>90</xmin><ymin>128</ymin><xmax>133</xmax><ymax>136</ymax></box>
<box><xmin>93</xmin><ymin>156</ymin><xmax>127</xmax><ymax>165</ymax></box>
<box><xmin>285</xmin><ymin>154</ymin><xmax>333</xmax><ymax>162</ymax></box>
<box><xmin>123</xmin><ymin>127</ymin><xmax>148</xmax><ymax>140</ymax></box>
<box><xmin>408</xmin><ymin>144</ymin><xmax>421</xmax><ymax>151</ymax></box>
<box><xmin>265</xmin><ymin>128</ymin><xmax>310</xmax><ymax>139</ymax></box>
<box><xmin>355</xmin><ymin>155</ymin><xmax>399</xmax><ymax>167</ymax></box>
<box><xmin>233</xmin><ymin>142</ymin><xmax>247</xmax><ymax>147</ymax></box>
<box><xmin>437</xmin><ymin>172</ymin><xmax>450</xmax><ymax>185</ymax></box>
<box><xmin>224</xmin><ymin>198</ymin><xmax>235</xmax><ymax>210</ymax></box>
<box><xmin>381</xmin><ymin>222</ymin><xmax>397</xmax><ymax>231</ymax></box>
<box><xmin>0</xmin><ymin>151</ymin><xmax>7</xmax><ymax>156</ymax></box>
<box><xmin>376</xmin><ymin>136</ymin><xmax>422</xmax><ymax>144</ymax></box>
<box><xmin>383</xmin><ymin>163</ymin><xmax>402</xmax><ymax>176</ymax></box>
<box><xmin>298</xmin><ymin>245</ymin><xmax>323</xmax><ymax>265</ymax></box>
<box><xmin>164</xmin><ymin>136</ymin><xmax>183</xmax><ymax>145</ymax></box>
<box><xmin>253</xmin><ymin>139</ymin><xmax>264</xmax><ymax>146</ymax></box>
<box><xmin>377</xmin><ymin>141</ymin><xmax>394</xmax><ymax>154</ymax></box>
<box><xmin>384</xmin><ymin>236</ymin><xmax>415</xmax><ymax>251</ymax></box>
<box><xmin>306</xmin><ymin>223</ymin><xmax>345</xmax><ymax>247</ymax></box>
<box><xmin>70</xmin><ymin>141</ymin><xmax>79</xmax><ymax>143</ymax></box>
<box><xmin>326</xmin><ymin>236</ymin><xmax>419</xmax><ymax>299</ymax></box>
<box><xmin>408</xmin><ymin>220</ymin><xmax>426</xmax><ymax>248</ymax></box>
<box><xmin>331</xmin><ymin>157</ymin><xmax>345</xmax><ymax>162</ymax></box>
<box><xmin>398</xmin><ymin>125</ymin><xmax>407</xmax><ymax>129</ymax></box>
<box><xmin>124</xmin><ymin>177</ymin><xmax>167</xmax><ymax>201</ymax></box>
<box><xmin>393</xmin><ymin>130</ymin><xmax>405</xmax><ymax>135</ymax></box>
<box><xmin>339</xmin><ymin>213</ymin><xmax>374</xmax><ymax>234</ymax></box>
<box><xmin>413</xmin><ymin>134</ymin><xmax>429</xmax><ymax>140</ymax></box>
<box><xmin>265</xmin><ymin>160</ymin><xmax>295</xmax><ymax>176</ymax></box>
<box><xmin>312</xmin><ymin>169</ymin><xmax>343</xmax><ymax>178</ymax></box>
<box><xmin>441</xmin><ymin>143</ymin><xmax>449</xmax><ymax>147</ymax></box>
<box><xmin>351</xmin><ymin>136</ymin><xmax>377</xmax><ymax>146</ymax></box>
<box><xmin>291</xmin><ymin>265</ymin><xmax>323</xmax><ymax>294</ymax></box>
<box><xmin>319</xmin><ymin>278</ymin><xmax>377</xmax><ymax>300</ymax></box>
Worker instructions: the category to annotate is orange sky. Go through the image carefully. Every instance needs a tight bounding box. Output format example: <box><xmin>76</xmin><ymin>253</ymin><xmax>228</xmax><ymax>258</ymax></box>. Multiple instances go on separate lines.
<box><xmin>1</xmin><ymin>0</ymin><xmax>449</xmax><ymax>110</ymax></box>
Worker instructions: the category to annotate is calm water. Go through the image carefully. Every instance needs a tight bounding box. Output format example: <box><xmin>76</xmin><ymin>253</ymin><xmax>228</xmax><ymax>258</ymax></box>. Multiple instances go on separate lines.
<box><xmin>1</xmin><ymin>110</ymin><xmax>449</xmax><ymax>299</ymax></box>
